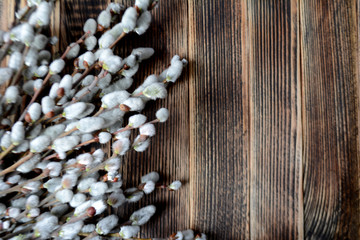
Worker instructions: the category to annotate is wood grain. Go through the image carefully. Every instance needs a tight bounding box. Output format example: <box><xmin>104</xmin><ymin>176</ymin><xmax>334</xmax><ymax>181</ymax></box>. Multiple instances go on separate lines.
<box><xmin>247</xmin><ymin>1</ymin><xmax>303</xmax><ymax>239</ymax></box>
<box><xmin>1</xmin><ymin>0</ymin><xmax>360</xmax><ymax>239</ymax></box>
<box><xmin>188</xmin><ymin>0</ymin><xmax>249</xmax><ymax>239</ymax></box>
<box><xmin>300</xmin><ymin>0</ymin><xmax>360</xmax><ymax>238</ymax></box>
<box><xmin>118</xmin><ymin>0</ymin><xmax>190</xmax><ymax>238</ymax></box>
<box><xmin>0</xmin><ymin>0</ymin><xmax>15</xmax><ymax>31</ymax></box>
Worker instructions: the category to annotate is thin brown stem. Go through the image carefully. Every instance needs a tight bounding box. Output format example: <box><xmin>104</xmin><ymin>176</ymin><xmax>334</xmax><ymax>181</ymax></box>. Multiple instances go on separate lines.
<box><xmin>82</xmin><ymin>231</ymin><xmax>98</xmax><ymax>240</ymax></box>
<box><xmin>109</xmin><ymin>32</ymin><xmax>127</xmax><ymax>49</ymax></box>
<box><xmin>72</xmin><ymin>76</ymin><xmax>99</xmax><ymax>103</ymax></box>
<box><xmin>72</xmin><ymin>63</ymin><xmax>96</xmax><ymax>87</ymax></box>
<box><xmin>0</xmin><ymin>170</ymin><xmax>49</xmax><ymax>195</ymax></box>
<box><xmin>132</xmin><ymin>92</ymin><xmax>143</xmax><ymax>97</ymax></box>
<box><xmin>39</xmin><ymin>189</ymin><xmax>59</xmax><ymax>206</ymax></box>
<box><xmin>58</xmin><ymin>127</ymin><xmax>78</xmax><ymax>138</ymax></box>
<box><xmin>93</xmin><ymin>107</ymin><xmax>104</xmax><ymax>117</ymax></box>
<box><xmin>0</xmin><ymin>152</ymin><xmax>34</xmax><ymax>176</ymax></box>
<box><xmin>112</xmin><ymin>125</ymin><xmax>132</xmax><ymax>135</ymax></box>
<box><xmin>72</xmin><ymin>70</ymin><xmax>107</xmax><ymax>103</ymax></box>
<box><xmin>0</xmin><ymin>144</ymin><xmax>16</xmax><ymax>160</ymax></box>
<box><xmin>61</xmin><ymin>32</ymin><xmax>89</xmax><ymax>60</ymax></box>
<box><xmin>45</xmin><ymin>113</ymin><xmax>63</xmax><ymax>124</ymax></box>
<box><xmin>43</xmin><ymin>153</ymin><xmax>58</xmax><ymax>161</ymax></box>
<box><xmin>74</xmin><ymin>138</ymin><xmax>98</xmax><ymax>148</ymax></box>
<box><xmin>43</xmin><ymin>199</ymin><xmax>58</xmax><ymax>208</ymax></box>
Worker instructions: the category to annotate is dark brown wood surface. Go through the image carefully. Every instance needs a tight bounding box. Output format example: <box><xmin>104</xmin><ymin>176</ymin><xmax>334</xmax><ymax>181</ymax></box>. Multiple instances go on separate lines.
<box><xmin>247</xmin><ymin>1</ymin><xmax>303</xmax><ymax>239</ymax></box>
<box><xmin>300</xmin><ymin>0</ymin><xmax>360</xmax><ymax>238</ymax></box>
<box><xmin>1</xmin><ymin>0</ymin><xmax>359</xmax><ymax>239</ymax></box>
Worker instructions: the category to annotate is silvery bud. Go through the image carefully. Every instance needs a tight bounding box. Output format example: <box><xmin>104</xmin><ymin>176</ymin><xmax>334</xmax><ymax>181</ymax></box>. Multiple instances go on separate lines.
<box><xmin>0</xmin><ymin>68</ymin><xmax>13</xmax><ymax>85</ymax></box>
<box><xmin>77</xmin><ymin>117</ymin><xmax>105</xmax><ymax>133</ymax></box>
<box><xmin>9</xmin><ymin>51</ymin><xmax>22</xmax><ymax>70</ymax></box>
<box><xmin>96</xmin><ymin>215</ymin><xmax>118</xmax><ymax>235</ymax></box>
<box><xmin>143</xmin><ymin>82</ymin><xmax>167</xmax><ymax>100</ymax></box>
<box><xmin>63</xmin><ymin>102</ymin><xmax>87</xmax><ymax>119</ymax></box>
<box><xmin>135</xmin><ymin>11</ymin><xmax>151</xmax><ymax>35</ymax></box>
<box><xmin>11</xmin><ymin>122</ymin><xmax>25</xmax><ymax>146</ymax></box>
<box><xmin>99</xmin><ymin>132</ymin><xmax>111</xmax><ymax>144</ymax></box>
<box><xmin>97</xmin><ymin>10</ymin><xmax>111</xmax><ymax>29</ymax></box>
<box><xmin>66</xmin><ymin>43</ymin><xmax>80</xmax><ymax>59</ymax></box>
<box><xmin>85</xmin><ymin>36</ymin><xmax>97</xmax><ymax>50</ymax></box>
<box><xmin>119</xmin><ymin>226</ymin><xmax>140</xmax><ymax>239</ymax></box>
<box><xmin>5</xmin><ymin>86</ymin><xmax>19</xmax><ymax>104</ymax></box>
<box><xmin>49</xmin><ymin>59</ymin><xmax>65</xmax><ymax>74</ymax></box>
<box><xmin>103</xmin><ymin>55</ymin><xmax>123</xmax><ymax>73</ymax></box>
<box><xmin>30</xmin><ymin>135</ymin><xmax>51</xmax><ymax>152</ymax></box>
<box><xmin>84</xmin><ymin>18</ymin><xmax>97</xmax><ymax>35</ymax></box>
<box><xmin>52</xmin><ymin>136</ymin><xmax>80</xmax><ymax>153</ymax></box>
<box><xmin>120</xmin><ymin>7</ymin><xmax>137</xmax><ymax>33</ymax></box>
<box><xmin>130</xmin><ymin>205</ymin><xmax>156</xmax><ymax>226</ymax></box>
<box><xmin>121</xmin><ymin>97</ymin><xmax>145</xmax><ymax>112</ymax></box>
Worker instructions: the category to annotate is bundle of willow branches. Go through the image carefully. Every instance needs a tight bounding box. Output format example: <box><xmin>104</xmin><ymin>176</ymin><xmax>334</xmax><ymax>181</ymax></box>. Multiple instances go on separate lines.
<box><xmin>0</xmin><ymin>0</ymin><xmax>206</xmax><ymax>239</ymax></box>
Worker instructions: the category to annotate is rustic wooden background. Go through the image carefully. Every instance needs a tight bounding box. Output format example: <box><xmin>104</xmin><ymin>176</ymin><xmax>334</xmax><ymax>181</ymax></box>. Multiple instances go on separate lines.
<box><xmin>1</xmin><ymin>0</ymin><xmax>359</xmax><ymax>239</ymax></box>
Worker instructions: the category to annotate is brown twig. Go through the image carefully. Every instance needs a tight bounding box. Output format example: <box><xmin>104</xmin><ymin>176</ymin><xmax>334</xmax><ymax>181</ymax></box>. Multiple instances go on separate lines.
<box><xmin>0</xmin><ymin>152</ymin><xmax>34</xmax><ymax>176</ymax></box>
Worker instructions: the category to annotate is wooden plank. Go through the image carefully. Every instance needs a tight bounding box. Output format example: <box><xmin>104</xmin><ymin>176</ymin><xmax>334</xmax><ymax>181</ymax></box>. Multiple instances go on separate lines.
<box><xmin>0</xmin><ymin>0</ymin><xmax>16</xmax><ymax>68</ymax></box>
<box><xmin>300</xmin><ymin>0</ymin><xmax>360</xmax><ymax>238</ymax></box>
<box><xmin>247</xmin><ymin>1</ymin><xmax>302</xmax><ymax>239</ymax></box>
<box><xmin>0</xmin><ymin>0</ymin><xmax>15</xmax><ymax>31</ymax></box>
<box><xmin>188</xmin><ymin>0</ymin><xmax>249</xmax><ymax>239</ymax></box>
<box><xmin>117</xmin><ymin>0</ymin><xmax>190</xmax><ymax>238</ymax></box>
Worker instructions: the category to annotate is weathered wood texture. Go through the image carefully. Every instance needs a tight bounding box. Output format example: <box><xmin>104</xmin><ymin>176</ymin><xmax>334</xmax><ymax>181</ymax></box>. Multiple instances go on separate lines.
<box><xmin>0</xmin><ymin>0</ymin><xmax>359</xmax><ymax>239</ymax></box>
<box><xmin>300</xmin><ymin>0</ymin><xmax>360</xmax><ymax>238</ymax></box>
<box><xmin>188</xmin><ymin>0</ymin><xmax>249</xmax><ymax>239</ymax></box>
<box><xmin>247</xmin><ymin>1</ymin><xmax>303</xmax><ymax>239</ymax></box>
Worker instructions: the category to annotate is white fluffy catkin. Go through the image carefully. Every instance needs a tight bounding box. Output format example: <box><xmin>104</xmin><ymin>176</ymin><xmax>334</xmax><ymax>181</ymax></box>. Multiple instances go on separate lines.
<box><xmin>130</xmin><ymin>205</ymin><xmax>156</xmax><ymax>226</ymax></box>
<box><xmin>5</xmin><ymin>86</ymin><xmax>19</xmax><ymax>103</ymax></box>
<box><xmin>135</xmin><ymin>11</ymin><xmax>152</xmax><ymax>35</ymax></box>
<box><xmin>141</xmin><ymin>171</ymin><xmax>160</xmax><ymax>183</ymax></box>
<box><xmin>96</xmin><ymin>215</ymin><xmax>118</xmax><ymax>235</ymax></box>
<box><xmin>11</xmin><ymin>122</ymin><xmax>25</xmax><ymax>146</ymax></box>
<box><xmin>103</xmin><ymin>55</ymin><xmax>123</xmax><ymax>73</ymax></box>
<box><xmin>27</xmin><ymin>103</ymin><xmax>42</xmax><ymax>122</ymax></box>
<box><xmin>121</xmin><ymin>7</ymin><xmax>138</xmax><ymax>33</ymax></box>
<box><xmin>52</xmin><ymin>136</ymin><xmax>80</xmax><ymax>153</ymax></box>
<box><xmin>142</xmin><ymin>82</ymin><xmax>167</xmax><ymax>100</ymax></box>
<box><xmin>83</xmin><ymin>18</ymin><xmax>97</xmax><ymax>35</ymax></box>
<box><xmin>66</xmin><ymin>43</ymin><xmax>80</xmax><ymax>59</ymax></box>
<box><xmin>122</xmin><ymin>97</ymin><xmax>145</xmax><ymax>111</ymax></box>
<box><xmin>63</xmin><ymin>102</ymin><xmax>87</xmax><ymax>119</ymax></box>
<box><xmin>97</xmin><ymin>10</ymin><xmax>111</xmax><ymax>28</ymax></box>
<box><xmin>101</xmin><ymin>90</ymin><xmax>130</xmax><ymax>109</ymax></box>
<box><xmin>85</xmin><ymin>35</ymin><xmax>97</xmax><ymax>50</ymax></box>
<box><xmin>156</xmin><ymin>108</ymin><xmax>169</xmax><ymax>122</ymax></box>
<box><xmin>9</xmin><ymin>51</ymin><xmax>22</xmax><ymax>70</ymax></box>
<box><xmin>49</xmin><ymin>58</ymin><xmax>65</xmax><ymax>74</ymax></box>
<box><xmin>41</xmin><ymin>96</ymin><xmax>55</xmax><ymax>114</ymax></box>
<box><xmin>139</xmin><ymin>123</ymin><xmax>156</xmax><ymax>137</ymax></box>
<box><xmin>77</xmin><ymin>117</ymin><xmax>106</xmax><ymax>133</ymax></box>
<box><xmin>128</xmin><ymin>114</ymin><xmax>147</xmax><ymax>128</ymax></box>
<box><xmin>30</xmin><ymin>135</ymin><xmax>51</xmax><ymax>153</ymax></box>
<box><xmin>0</xmin><ymin>68</ymin><xmax>13</xmax><ymax>85</ymax></box>
<box><xmin>119</xmin><ymin>226</ymin><xmax>140</xmax><ymax>239</ymax></box>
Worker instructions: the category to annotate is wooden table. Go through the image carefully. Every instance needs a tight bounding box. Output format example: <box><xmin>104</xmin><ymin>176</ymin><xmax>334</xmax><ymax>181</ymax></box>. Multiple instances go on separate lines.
<box><xmin>1</xmin><ymin>0</ymin><xmax>359</xmax><ymax>239</ymax></box>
